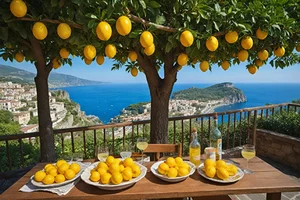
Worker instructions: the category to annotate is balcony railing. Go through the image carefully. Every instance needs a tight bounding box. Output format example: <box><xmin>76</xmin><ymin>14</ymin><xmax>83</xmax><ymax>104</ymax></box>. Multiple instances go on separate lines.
<box><xmin>0</xmin><ymin>103</ymin><xmax>299</xmax><ymax>171</ymax></box>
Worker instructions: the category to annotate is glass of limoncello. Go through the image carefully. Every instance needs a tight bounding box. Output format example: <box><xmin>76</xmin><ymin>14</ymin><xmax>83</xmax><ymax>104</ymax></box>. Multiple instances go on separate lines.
<box><xmin>96</xmin><ymin>145</ymin><xmax>109</xmax><ymax>162</ymax></box>
<box><xmin>137</xmin><ymin>138</ymin><xmax>148</xmax><ymax>165</ymax></box>
<box><xmin>241</xmin><ymin>144</ymin><xmax>256</xmax><ymax>174</ymax></box>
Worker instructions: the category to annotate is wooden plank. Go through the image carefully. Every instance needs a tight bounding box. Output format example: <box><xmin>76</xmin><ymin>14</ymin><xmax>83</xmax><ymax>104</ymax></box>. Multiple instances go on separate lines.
<box><xmin>267</xmin><ymin>192</ymin><xmax>281</xmax><ymax>200</ymax></box>
<box><xmin>173</xmin><ymin>120</ymin><xmax>176</xmax><ymax>144</ymax></box>
<box><xmin>181</xmin><ymin>120</ymin><xmax>184</xmax><ymax>155</ymax></box>
<box><xmin>6</xmin><ymin>140</ymin><xmax>11</xmax><ymax>170</ymax></box>
<box><xmin>252</xmin><ymin>110</ymin><xmax>257</xmax><ymax>146</ymax></box>
<box><xmin>19</xmin><ymin>138</ymin><xmax>24</xmax><ymax>167</ymax></box>
<box><xmin>83</xmin><ymin>130</ymin><xmax>86</xmax><ymax>158</ymax></box>
<box><xmin>61</xmin><ymin>133</ymin><xmax>64</xmax><ymax>153</ymax></box>
<box><xmin>189</xmin><ymin>119</ymin><xmax>192</xmax><ymax>143</ymax></box>
<box><xmin>122</xmin><ymin>126</ymin><xmax>125</xmax><ymax>147</ymax></box>
<box><xmin>112</xmin><ymin>128</ymin><xmax>115</xmax><ymax>154</ymax></box>
<box><xmin>239</xmin><ymin>112</ymin><xmax>242</xmax><ymax>146</ymax></box>
<box><xmin>233</xmin><ymin>113</ymin><xmax>236</xmax><ymax>147</ymax></box>
<box><xmin>2</xmin><ymin>157</ymin><xmax>300</xmax><ymax>200</ymax></box>
<box><xmin>71</xmin><ymin>131</ymin><xmax>75</xmax><ymax>153</ymax></box>
<box><xmin>227</xmin><ymin>114</ymin><xmax>230</xmax><ymax>149</ymax></box>
<box><xmin>200</xmin><ymin>117</ymin><xmax>204</xmax><ymax>153</ymax></box>
<box><xmin>93</xmin><ymin>130</ymin><xmax>97</xmax><ymax>158</ymax></box>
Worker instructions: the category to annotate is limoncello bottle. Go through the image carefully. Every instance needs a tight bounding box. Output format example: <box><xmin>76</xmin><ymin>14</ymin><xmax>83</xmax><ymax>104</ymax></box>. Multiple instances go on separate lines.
<box><xmin>189</xmin><ymin>127</ymin><xmax>201</xmax><ymax>167</ymax></box>
<box><xmin>210</xmin><ymin>113</ymin><xmax>222</xmax><ymax>160</ymax></box>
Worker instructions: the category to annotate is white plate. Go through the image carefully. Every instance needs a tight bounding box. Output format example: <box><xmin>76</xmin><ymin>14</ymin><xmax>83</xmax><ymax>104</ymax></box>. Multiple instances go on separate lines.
<box><xmin>151</xmin><ymin>161</ymin><xmax>196</xmax><ymax>183</ymax></box>
<box><xmin>80</xmin><ymin>161</ymin><xmax>147</xmax><ymax>190</ymax></box>
<box><xmin>30</xmin><ymin>162</ymin><xmax>84</xmax><ymax>188</ymax></box>
<box><xmin>197</xmin><ymin>163</ymin><xmax>244</xmax><ymax>183</ymax></box>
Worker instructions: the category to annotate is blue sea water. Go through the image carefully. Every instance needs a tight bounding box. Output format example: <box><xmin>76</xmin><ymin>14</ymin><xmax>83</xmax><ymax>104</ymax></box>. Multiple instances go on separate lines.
<box><xmin>58</xmin><ymin>83</ymin><xmax>300</xmax><ymax>124</ymax></box>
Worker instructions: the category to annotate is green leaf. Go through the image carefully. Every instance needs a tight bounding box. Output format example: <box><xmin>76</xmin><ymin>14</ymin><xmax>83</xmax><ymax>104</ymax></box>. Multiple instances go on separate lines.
<box><xmin>139</xmin><ymin>0</ymin><xmax>146</xmax><ymax>9</ymax></box>
<box><xmin>196</xmin><ymin>40</ymin><xmax>201</xmax><ymax>49</ymax></box>
<box><xmin>85</xmin><ymin>13</ymin><xmax>98</xmax><ymax>19</ymax></box>
<box><xmin>148</xmin><ymin>1</ymin><xmax>161</xmax><ymax>8</ymax></box>
<box><xmin>71</xmin><ymin>0</ymin><xmax>81</xmax><ymax>5</ymax></box>
<box><xmin>165</xmin><ymin>43</ymin><xmax>173</xmax><ymax>53</ymax></box>
<box><xmin>51</xmin><ymin>0</ymin><xmax>58</xmax><ymax>7</ymax></box>
<box><xmin>213</xmin><ymin>22</ymin><xmax>219</xmax><ymax>31</ymax></box>
<box><xmin>88</xmin><ymin>20</ymin><xmax>96</xmax><ymax>29</ymax></box>
<box><xmin>272</xmin><ymin>24</ymin><xmax>281</xmax><ymax>31</ymax></box>
<box><xmin>155</xmin><ymin>16</ymin><xmax>165</xmax><ymax>25</ymax></box>
<box><xmin>215</xmin><ymin>3</ymin><xmax>221</xmax><ymax>12</ymax></box>
<box><xmin>0</xmin><ymin>27</ymin><xmax>8</xmax><ymax>41</ymax></box>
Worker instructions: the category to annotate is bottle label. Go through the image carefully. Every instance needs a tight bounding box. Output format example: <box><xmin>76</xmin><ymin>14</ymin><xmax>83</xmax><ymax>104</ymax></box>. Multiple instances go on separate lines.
<box><xmin>216</xmin><ymin>139</ymin><xmax>222</xmax><ymax>160</ymax></box>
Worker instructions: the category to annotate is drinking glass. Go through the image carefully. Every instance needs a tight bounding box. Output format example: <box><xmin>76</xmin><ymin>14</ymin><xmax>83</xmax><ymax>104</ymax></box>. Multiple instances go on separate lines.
<box><xmin>120</xmin><ymin>143</ymin><xmax>132</xmax><ymax>159</ymax></box>
<box><xmin>96</xmin><ymin>146</ymin><xmax>109</xmax><ymax>162</ymax></box>
<box><xmin>241</xmin><ymin>144</ymin><xmax>256</xmax><ymax>174</ymax></box>
<box><xmin>136</xmin><ymin>138</ymin><xmax>148</xmax><ymax>165</ymax></box>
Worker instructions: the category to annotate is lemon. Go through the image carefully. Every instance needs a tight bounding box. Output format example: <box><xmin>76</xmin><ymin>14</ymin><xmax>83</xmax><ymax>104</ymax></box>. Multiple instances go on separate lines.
<box><xmin>55</xmin><ymin>174</ymin><xmax>65</xmax><ymax>183</ymax></box>
<box><xmin>177</xmin><ymin>53</ymin><xmax>188</xmax><ymax>66</ymax></box>
<box><xmin>58</xmin><ymin>163</ymin><xmax>69</xmax><ymax>174</ymax></box>
<box><xmin>34</xmin><ymin>171</ymin><xmax>46</xmax><ymax>182</ymax></box>
<box><xmin>144</xmin><ymin>44</ymin><xmax>155</xmax><ymax>56</ymax></box>
<box><xmin>200</xmin><ymin>61</ymin><xmax>209</xmax><ymax>72</ymax></box>
<box><xmin>180</xmin><ymin>30</ymin><xmax>194</xmax><ymax>47</ymax></box>
<box><xmin>32</xmin><ymin>22</ymin><xmax>48</xmax><ymax>40</ymax></box>
<box><xmin>178</xmin><ymin>167</ymin><xmax>189</xmax><ymax>177</ymax></box>
<box><xmin>97</xmin><ymin>162</ymin><xmax>109</xmax><ymax>170</ymax></box>
<box><xmin>123</xmin><ymin>158</ymin><xmax>134</xmax><ymax>168</ymax></box>
<box><xmin>105</xmin><ymin>44</ymin><xmax>117</xmax><ymax>58</ymax></box>
<box><xmin>140</xmin><ymin>31</ymin><xmax>154</xmax><ymax>48</ymax></box>
<box><xmin>206</xmin><ymin>36</ymin><xmax>218</xmax><ymax>52</ymax></box>
<box><xmin>57</xmin><ymin>23</ymin><xmax>71</xmax><ymax>39</ymax></box>
<box><xmin>296</xmin><ymin>44</ymin><xmax>300</xmax><ymax>52</ymax></box>
<box><xmin>56</xmin><ymin>160</ymin><xmax>67</xmax><ymax>168</ymax></box>
<box><xmin>226</xmin><ymin>164</ymin><xmax>238</xmax><ymax>176</ymax></box>
<box><xmin>45</xmin><ymin>166</ymin><xmax>56</xmax><ymax>174</ymax></box>
<box><xmin>111</xmin><ymin>172</ymin><xmax>123</xmax><ymax>185</ymax></box>
<box><xmin>64</xmin><ymin>169</ymin><xmax>75</xmax><ymax>180</ymax></box>
<box><xmin>178</xmin><ymin>162</ymin><xmax>190</xmax><ymax>170</ymax></box>
<box><xmin>97</xmin><ymin>167</ymin><xmax>107</xmax><ymax>176</ymax></box>
<box><xmin>10</xmin><ymin>0</ymin><xmax>27</xmax><ymax>18</ymax></box>
<box><xmin>216</xmin><ymin>167</ymin><xmax>229</xmax><ymax>180</ymax></box>
<box><xmin>52</xmin><ymin>58</ymin><xmax>61</xmax><ymax>69</ymax></box>
<box><xmin>258</xmin><ymin>50</ymin><xmax>268</xmax><ymax>61</ymax></box>
<box><xmin>221</xmin><ymin>61</ymin><xmax>230</xmax><ymax>71</ymax></box>
<box><xmin>106</xmin><ymin>156</ymin><xmax>115</xmax><ymax>166</ymax></box>
<box><xmin>175</xmin><ymin>157</ymin><xmax>184</xmax><ymax>166</ymax></box>
<box><xmin>119</xmin><ymin>164</ymin><xmax>125</xmax><ymax>173</ymax></box>
<box><xmin>59</xmin><ymin>48</ymin><xmax>70</xmax><ymax>59</ymax></box>
<box><xmin>248</xmin><ymin>65</ymin><xmax>257</xmax><ymax>75</ymax></box>
<box><xmin>274</xmin><ymin>47</ymin><xmax>285</xmax><ymax>57</ymax></box>
<box><xmin>70</xmin><ymin>163</ymin><xmax>81</xmax><ymax>174</ymax></box>
<box><xmin>205</xmin><ymin>166</ymin><xmax>216</xmax><ymax>178</ymax></box>
<box><xmin>256</xmin><ymin>28</ymin><xmax>268</xmax><ymax>40</ymax></box>
<box><xmin>166</xmin><ymin>157</ymin><xmax>176</xmax><ymax>168</ymax></box>
<box><xmin>44</xmin><ymin>164</ymin><xmax>54</xmax><ymax>171</ymax></box>
<box><xmin>204</xmin><ymin>159</ymin><xmax>216</xmax><ymax>169</ymax></box>
<box><xmin>100</xmin><ymin>172</ymin><xmax>112</xmax><ymax>184</ymax></box>
<box><xmin>96</xmin><ymin>21</ymin><xmax>112</xmax><ymax>41</ymax></box>
<box><xmin>238</xmin><ymin>50</ymin><xmax>248</xmax><ymax>62</ymax></box>
<box><xmin>241</xmin><ymin>36</ymin><xmax>253</xmax><ymax>50</ymax></box>
<box><xmin>90</xmin><ymin>171</ymin><xmax>100</xmax><ymax>182</ymax></box>
<box><xmin>42</xmin><ymin>174</ymin><xmax>55</xmax><ymax>185</ymax></box>
<box><xmin>84</xmin><ymin>58</ymin><xmax>92</xmax><ymax>65</ymax></box>
<box><xmin>122</xmin><ymin>167</ymin><xmax>133</xmax><ymax>181</ymax></box>
<box><xmin>48</xmin><ymin>167</ymin><xmax>58</xmax><ymax>177</ymax></box>
<box><xmin>113</xmin><ymin>158</ymin><xmax>122</xmax><ymax>165</ymax></box>
<box><xmin>109</xmin><ymin>163</ymin><xmax>120</xmax><ymax>174</ymax></box>
<box><xmin>128</xmin><ymin>51</ymin><xmax>138</xmax><ymax>62</ymax></box>
<box><xmin>225</xmin><ymin>31</ymin><xmax>238</xmax><ymax>44</ymax></box>
<box><xmin>15</xmin><ymin>52</ymin><xmax>24</xmax><ymax>62</ymax></box>
<box><xmin>131</xmin><ymin>67</ymin><xmax>138</xmax><ymax>77</ymax></box>
<box><xmin>84</xmin><ymin>45</ymin><xmax>96</xmax><ymax>60</ymax></box>
<box><xmin>255</xmin><ymin>59</ymin><xmax>263</xmax><ymax>67</ymax></box>
<box><xmin>131</xmin><ymin>164</ymin><xmax>141</xmax><ymax>178</ymax></box>
<box><xmin>116</xmin><ymin>16</ymin><xmax>132</xmax><ymax>36</ymax></box>
<box><xmin>96</xmin><ymin>55</ymin><xmax>104</xmax><ymax>65</ymax></box>
<box><xmin>167</xmin><ymin>168</ymin><xmax>178</xmax><ymax>178</ymax></box>
<box><xmin>158</xmin><ymin>162</ymin><xmax>169</xmax><ymax>175</ymax></box>
<box><xmin>216</xmin><ymin>160</ymin><xmax>227</xmax><ymax>169</ymax></box>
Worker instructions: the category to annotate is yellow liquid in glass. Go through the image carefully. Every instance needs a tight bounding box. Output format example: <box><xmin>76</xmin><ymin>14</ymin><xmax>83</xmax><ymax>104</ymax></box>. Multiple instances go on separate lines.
<box><xmin>137</xmin><ymin>142</ymin><xmax>148</xmax><ymax>151</ymax></box>
<box><xmin>97</xmin><ymin>153</ymin><xmax>109</xmax><ymax>161</ymax></box>
<box><xmin>189</xmin><ymin>147</ymin><xmax>201</xmax><ymax>167</ymax></box>
<box><xmin>242</xmin><ymin>150</ymin><xmax>256</xmax><ymax>160</ymax></box>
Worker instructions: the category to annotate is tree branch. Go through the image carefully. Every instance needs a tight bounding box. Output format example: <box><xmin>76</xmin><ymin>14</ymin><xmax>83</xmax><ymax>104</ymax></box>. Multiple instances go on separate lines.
<box><xmin>8</xmin><ymin>18</ymin><xmax>82</xmax><ymax>29</ymax></box>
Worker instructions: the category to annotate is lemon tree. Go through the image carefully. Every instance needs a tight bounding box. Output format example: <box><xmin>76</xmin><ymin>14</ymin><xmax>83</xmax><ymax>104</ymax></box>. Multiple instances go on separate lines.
<box><xmin>0</xmin><ymin>0</ymin><xmax>299</xmax><ymax>161</ymax></box>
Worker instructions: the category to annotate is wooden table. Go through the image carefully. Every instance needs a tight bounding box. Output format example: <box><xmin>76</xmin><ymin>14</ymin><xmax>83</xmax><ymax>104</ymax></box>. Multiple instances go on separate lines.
<box><xmin>1</xmin><ymin>157</ymin><xmax>300</xmax><ymax>200</ymax></box>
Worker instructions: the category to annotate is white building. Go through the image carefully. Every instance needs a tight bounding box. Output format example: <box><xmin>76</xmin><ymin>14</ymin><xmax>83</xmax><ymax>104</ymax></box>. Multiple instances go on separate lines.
<box><xmin>0</xmin><ymin>100</ymin><xmax>21</xmax><ymax>112</ymax></box>
<box><xmin>13</xmin><ymin>112</ymin><xmax>30</xmax><ymax>125</ymax></box>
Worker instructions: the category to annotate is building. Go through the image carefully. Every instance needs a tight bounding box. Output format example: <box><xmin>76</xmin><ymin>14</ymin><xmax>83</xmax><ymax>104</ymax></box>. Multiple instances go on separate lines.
<box><xmin>20</xmin><ymin>124</ymin><xmax>39</xmax><ymax>133</ymax></box>
<box><xmin>13</xmin><ymin>112</ymin><xmax>30</xmax><ymax>125</ymax></box>
<box><xmin>50</xmin><ymin>102</ymin><xmax>65</xmax><ymax>112</ymax></box>
<box><xmin>0</xmin><ymin>100</ymin><xmax>21</xmax><ymax>112</ymax></box>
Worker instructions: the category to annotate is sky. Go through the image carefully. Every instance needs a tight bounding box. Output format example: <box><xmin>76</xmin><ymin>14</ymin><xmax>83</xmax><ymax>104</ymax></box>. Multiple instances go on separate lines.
<box><xmin>0</xmin><ymin>57</ymin><xmax>299</xmax><ymax>83</ymax></box>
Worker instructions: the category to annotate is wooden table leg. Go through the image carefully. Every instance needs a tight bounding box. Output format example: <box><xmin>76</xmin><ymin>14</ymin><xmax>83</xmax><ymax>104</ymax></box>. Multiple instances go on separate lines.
<box><xmin>267</xmin><ymin>192</ymin><xmax>281</xmax><ymax>200</ymax></box>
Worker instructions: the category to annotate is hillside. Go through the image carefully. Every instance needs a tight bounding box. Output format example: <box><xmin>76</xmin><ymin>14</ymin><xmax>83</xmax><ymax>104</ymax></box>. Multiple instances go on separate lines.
<box><xmin>0</xmin><ymin>65</ymin><xmax>103</xmax><ymax>88</ymax></box>
<box><xmin>172</xmin><ymin>82</ymin><xmax>246</xmax><ymax>103</ymax></box>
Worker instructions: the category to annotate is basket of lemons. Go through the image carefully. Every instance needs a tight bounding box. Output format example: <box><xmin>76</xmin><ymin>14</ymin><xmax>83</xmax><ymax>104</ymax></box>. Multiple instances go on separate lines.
<box><xmin>197</xmin><ymin>159</ymin><xmax>244</xmax><ymax>183</ymax></box>
<box><xmin>80</xmin><ymin>156</ymin><xmax>147</xmax><ymax>190</ymax></box>
<box><xmin>31</xmin><ymin>160</ymin><xmax>83</xmax><ymax>187</ymax></box>
<box><xmin>150</xmin><ymin>157</ymin><xmax>196</xmax><ymax>183</ymax></box>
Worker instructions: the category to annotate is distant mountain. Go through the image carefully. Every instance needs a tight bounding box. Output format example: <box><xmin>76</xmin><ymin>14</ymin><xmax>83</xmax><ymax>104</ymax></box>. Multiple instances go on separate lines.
<box><xmin>172</xmin><ymin>82</ymin><xmax>247</xmax><ymax>103</ymax></box>
<box><xmin>0</xmin><ymin>65</ymin><xmax>103</xmax><ymax>88</ymax></box>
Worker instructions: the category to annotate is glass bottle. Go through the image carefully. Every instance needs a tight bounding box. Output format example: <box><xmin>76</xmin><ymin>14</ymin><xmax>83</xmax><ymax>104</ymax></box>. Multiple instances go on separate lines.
<box><xmin>210</xmin><ymin>113</ymin><xmax>222</xmax><ymax>160</ymax></box>
<box><xmin>189</xmin><ymin>127</ymin><xmax>201</xmax><ymax>167</ymax></box>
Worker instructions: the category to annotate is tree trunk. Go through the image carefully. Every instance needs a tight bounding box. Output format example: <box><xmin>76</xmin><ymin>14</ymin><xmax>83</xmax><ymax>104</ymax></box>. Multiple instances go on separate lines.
<box><xmin>35</xmin><ymin>68</ymin><xmax>55</xmax><ymax>162</ymax></box>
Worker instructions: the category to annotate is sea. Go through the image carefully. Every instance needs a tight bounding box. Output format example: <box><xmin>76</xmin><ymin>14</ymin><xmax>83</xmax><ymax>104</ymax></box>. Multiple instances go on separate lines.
<box><xmin>58</xmin><ymin>83</ymin><xmax>300</xmax><ymax>124</ymax></box>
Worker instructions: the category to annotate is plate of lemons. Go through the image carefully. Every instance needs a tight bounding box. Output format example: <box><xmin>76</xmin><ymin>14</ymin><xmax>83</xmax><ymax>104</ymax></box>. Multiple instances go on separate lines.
<box><xmin>80</xmin><ymin>156</ymin><xmax>147</xmax><ymax>190</ymax></box>
<box><xmin>197</xmin><ymin>159</ymin><xmax>244</xmax><ymax>183</ymax></box>
<box><xmin>30</xmin><ymin>160</ymin><xmax>83</xmax><ymax>188</ymax></box>
<box><xmin>151</xmin><ymin>157</ymin><xmax>196</xmax><ymax>183</ymax></box>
